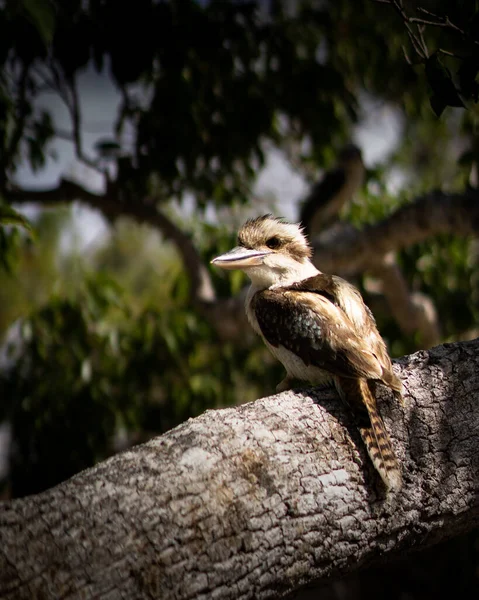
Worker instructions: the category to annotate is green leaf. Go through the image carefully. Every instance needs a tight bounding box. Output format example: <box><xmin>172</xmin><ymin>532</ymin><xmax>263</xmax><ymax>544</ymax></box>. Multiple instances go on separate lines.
<box><xmin>0</xmin><ymin>204</ymin><xmax>35</xmax><ymax>236</ymax></box>
<box><xmin>20</xmin><ymin>0</ymin><xmax>56</xmax><ymax>46</ymax></box>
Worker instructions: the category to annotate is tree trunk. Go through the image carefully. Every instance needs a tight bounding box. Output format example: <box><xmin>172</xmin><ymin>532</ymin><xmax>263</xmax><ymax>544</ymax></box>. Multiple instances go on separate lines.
<box><xmin>1</xmin><ymin>340</ymin><xmax>479</xmax><ymax>599</ymax></box>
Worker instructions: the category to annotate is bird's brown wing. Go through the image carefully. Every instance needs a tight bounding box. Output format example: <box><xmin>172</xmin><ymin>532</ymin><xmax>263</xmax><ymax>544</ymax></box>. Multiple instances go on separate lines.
<box><xmin>252</xmin><ymin>288</ymin><xmax>383</xmax><ymax>382</ymax></box>
<box><xmin>287</xmin><ymin>273</ymin><xmax>338</xmax><ymax>304</ymax></box>
<box><xmin>289</xmin><ymin>274</ymin><xmax>375</xmax><ymax>329</ymax></box>
<box><xmin>253</xmin><ymin>287</ymin><xmax>403</xmax><ymax>490</ymax></box>
<box><xmin>287</xmin><ymin>275</ymin><xmax>402</xmax><ymax>394</ymax></box>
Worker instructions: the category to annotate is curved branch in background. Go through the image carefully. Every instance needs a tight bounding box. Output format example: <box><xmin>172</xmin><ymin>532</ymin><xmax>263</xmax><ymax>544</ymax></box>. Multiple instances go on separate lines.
<box><xmin>369</xmin><ymin>254</ymin><xmax>440</xmax><ymax>348</ymax></box>
<box><xmin>1</xmin><ymin>340</ymin><xmax>479</xmax><ymax>599</ymax></box>
<box><xmin>5</xmin><ymin>179</ymin><xmax>217</xmax><ymax>305</ymax></box>
<box><xmin>312</xmin><ymin>188</ymin><xmax>479</xmax><ymax>347</ymax></box>
<box><xmin>313</xmin><ymin>188</ymin><xmax>479</xmax><ymax>274</ymax></box>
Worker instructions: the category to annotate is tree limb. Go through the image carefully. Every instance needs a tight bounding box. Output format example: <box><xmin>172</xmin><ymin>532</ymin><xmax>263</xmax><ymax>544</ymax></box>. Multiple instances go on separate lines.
<box><xmin>313</xmin><ymin>188</ymin><xmax>479</xmax><ymax>274</ymax></box>
<box><xmin>369</xmin><ymin>255</ymin><xmax>440</xmax><ymax>348</ymax></box>
<box><xmin>1</xmin><ymin>340</ymin><xmax>479</xmax><ymax>599</ymax></box>
<box><xmin>5</xmin><ymin>179</ymin><xmax>217</xmax><ymax>305</ymax></box>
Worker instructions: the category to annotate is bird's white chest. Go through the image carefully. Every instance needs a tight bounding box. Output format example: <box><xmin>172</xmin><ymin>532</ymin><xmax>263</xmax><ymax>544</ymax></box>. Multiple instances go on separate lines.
<box><xmin>245</xmin><ymin>286</ymin><xmax>331</xmax><ymax>385</ymax></box>
<box><xmin>267</xmin><ymin>343</ymin><xmax>332</xmax><ymax>385</ymax></box>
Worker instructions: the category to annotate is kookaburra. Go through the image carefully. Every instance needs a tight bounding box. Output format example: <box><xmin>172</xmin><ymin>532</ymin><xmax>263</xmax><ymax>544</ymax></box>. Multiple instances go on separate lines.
<box><xmin>211</xmin><ymin>215</ymin><xmax>402</xmax><ymax>491</ymax></box>
<box><xmin>300</xmin><ymin>144</ymin><xmax>364</xmax><ymax>239</ymax></box>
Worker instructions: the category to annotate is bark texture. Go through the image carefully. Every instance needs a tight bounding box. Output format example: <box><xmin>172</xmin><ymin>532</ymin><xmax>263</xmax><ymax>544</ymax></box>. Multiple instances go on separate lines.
<box><xmin>1</xmin><ymin>340</ymin><xmax>479</xmax><ymax>598</ymax></box>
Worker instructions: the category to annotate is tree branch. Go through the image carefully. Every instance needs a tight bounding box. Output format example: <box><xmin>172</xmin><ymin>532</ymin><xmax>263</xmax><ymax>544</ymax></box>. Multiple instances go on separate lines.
<box><xmin>5</xmin><ymin>179</ymin><xmax>217</xmax><ymax>305</ymax></box>
<box><xmin>369</xmin><ymin>255</ymin><xmax>440</xmax><ymax>348</ymax></box>
<box><xmin>311</xmin><ymin>188</ymin><xmax>479</xmax><ymax>346</ymax></box>
<box><xmin>313</xmin><ymin>188</ymin><xmax>479</xmax><ymax>273</ymax></box>
<box><xmin>415</xmin><ymin>7</ymin><xmax>468</xmax><ymax>37</ymax></box>
<box><xmin>1</xmin><ymin>340</ymin><xmax>479</xmax><ymax>599</ymax></box>
<box><xmin>377</xmin><ymin>0</ymin><xmax>479</xmax><ymax>61</ymax></box>
<box><xmin>388</xmin><ymin>0</ymin><xmax>429</xmax><ymax>59</ymax></box>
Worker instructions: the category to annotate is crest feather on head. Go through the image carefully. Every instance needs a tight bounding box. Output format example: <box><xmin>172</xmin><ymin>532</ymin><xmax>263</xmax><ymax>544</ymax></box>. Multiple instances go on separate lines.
<box><xmin>238</xmin><ymin>214</ymin><xmax>312</xmax><ymax>261</ymax></box>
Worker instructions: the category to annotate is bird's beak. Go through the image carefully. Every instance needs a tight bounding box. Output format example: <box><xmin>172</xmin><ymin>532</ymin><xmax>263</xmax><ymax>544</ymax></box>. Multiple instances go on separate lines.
<box><xmin>211</xmin><ymin>246</ymin><xmax>272</xmax><ymax>270</ymax></box>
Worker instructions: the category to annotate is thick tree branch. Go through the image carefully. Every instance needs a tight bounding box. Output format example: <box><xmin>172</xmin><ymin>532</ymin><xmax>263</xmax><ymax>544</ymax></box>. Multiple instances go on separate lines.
<box><xmin>1</xmin><ymin>340</ymin><xmax>479</xmax><ymax>599</ymax></box>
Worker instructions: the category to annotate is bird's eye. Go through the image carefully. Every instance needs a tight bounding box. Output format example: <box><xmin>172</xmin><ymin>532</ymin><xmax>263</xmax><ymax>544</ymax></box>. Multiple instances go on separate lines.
<box><xmin>266</xmin><ymin>236</ymin><xmax>281</xmax><ymax>249</ymax></box>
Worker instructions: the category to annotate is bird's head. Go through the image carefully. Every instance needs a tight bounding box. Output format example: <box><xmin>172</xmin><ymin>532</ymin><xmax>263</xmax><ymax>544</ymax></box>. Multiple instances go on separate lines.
<box><xmin>211</xmin><ymin>215</ymin><xmax>318</xmax><ymax>288</ymax></box>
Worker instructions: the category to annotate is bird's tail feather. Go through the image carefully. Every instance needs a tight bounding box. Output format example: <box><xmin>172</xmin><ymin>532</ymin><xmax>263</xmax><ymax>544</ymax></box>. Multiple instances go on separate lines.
<box><xmin>336</xmin><ymin>377</ymin><xmax>402</xmax><ymax>492</ymax></box>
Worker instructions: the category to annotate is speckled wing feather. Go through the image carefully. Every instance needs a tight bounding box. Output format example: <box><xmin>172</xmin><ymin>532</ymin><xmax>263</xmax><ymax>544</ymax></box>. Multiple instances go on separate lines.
<box><xmin>287</xmin><ymin>275</ymin><xmax>402</xmax><ymax>394</ymax></box>
<box><xmin>251</xmin><ymin>288</ymin><xmax>383</xmax><ymax>382</ymax></box>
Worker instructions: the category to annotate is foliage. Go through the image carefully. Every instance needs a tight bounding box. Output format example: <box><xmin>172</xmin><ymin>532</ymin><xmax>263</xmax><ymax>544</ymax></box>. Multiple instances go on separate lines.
<box><xmin>0</xmin><ymin>203</ymin><xmax>33</xmax><ymax>233</ymax></box>
<box><xmin>376</xmin><ymin>1</ymin><xmax>479</xmax><ymax>116</ymax></box>
<box><xmin>402</xmin><ymin>233</ymin><xmax>479</xmax><ymax>341</ymax></box>
<box><xmin>0</xmin><ymin>0</ymin><xmax>362</xmax><ymax>207</ymax></box>
<box><xmin>0</xmin><ymin>199</ymin><xmax>34</xmax><ymax>272</ymax></box>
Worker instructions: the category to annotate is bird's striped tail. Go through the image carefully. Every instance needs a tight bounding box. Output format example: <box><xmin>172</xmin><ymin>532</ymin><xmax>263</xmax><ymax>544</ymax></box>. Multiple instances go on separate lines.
<box><xmin>336</xmin><ymin>377</ymin><xmax>402</xmax><ymax>492</ymax></box>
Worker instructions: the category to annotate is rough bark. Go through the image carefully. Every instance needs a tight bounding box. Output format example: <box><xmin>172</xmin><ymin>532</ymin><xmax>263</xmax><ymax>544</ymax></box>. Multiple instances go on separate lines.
<box><xmin>1</xmin><ymin>339</ymin><xmax>479</xmax><ymax>599</ymax></box>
